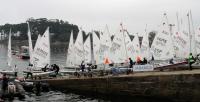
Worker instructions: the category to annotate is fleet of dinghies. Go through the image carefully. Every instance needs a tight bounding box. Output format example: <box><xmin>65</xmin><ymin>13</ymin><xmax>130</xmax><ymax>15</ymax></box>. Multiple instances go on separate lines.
<box><xmin>65</xmin><ymin>12</ymin><xmax>199</xmax><ymax>71</ymax></box>
<box><xmin>2</xmin><ymin>12</ymin><xmax>200</xmax><ymax>74</ymax></box>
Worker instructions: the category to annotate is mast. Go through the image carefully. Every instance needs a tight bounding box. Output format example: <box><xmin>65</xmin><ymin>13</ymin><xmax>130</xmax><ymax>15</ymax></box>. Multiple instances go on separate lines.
<box><xmin>187</xmin><ymin>12</ymin><xmax>192</xmax><ymax>54</ymax></box>
<box><xmin>189</xmin><ymin>10</ymin><xmax>197</xmax><ymax>56</ymax></box>
<box><xmin>176</xmin><ymin>12</ymin><xmax>180</xmax><ymax>31</ymax></box>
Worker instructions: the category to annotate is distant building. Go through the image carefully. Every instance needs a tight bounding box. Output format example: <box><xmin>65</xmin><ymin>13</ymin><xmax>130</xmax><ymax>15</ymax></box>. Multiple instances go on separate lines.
<box><xmin>36</xmin><ymin>18</ymin><xmax>48</xmax><ymax>22</ymax></box>
<box><xmin>48</xmin><ymin>19</ymin><xmax>59</xmax><ymax>23</ymax></box>
<box><xmin>15</xmin><ymin>31</ymin><xmax>21</xmax><ymax>37</ymax></box>
<box><xmin>27</xmin><ymin>17</ymin><xmax>36</xmax><ymax>22</ymax></box>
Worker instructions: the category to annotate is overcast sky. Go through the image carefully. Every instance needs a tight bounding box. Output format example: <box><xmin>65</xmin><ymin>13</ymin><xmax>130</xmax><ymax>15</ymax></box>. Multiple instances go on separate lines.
<box><xmin>0</xmin><ymin>0</ymin><xmax>199</xmax><ymax>35</ymax></box>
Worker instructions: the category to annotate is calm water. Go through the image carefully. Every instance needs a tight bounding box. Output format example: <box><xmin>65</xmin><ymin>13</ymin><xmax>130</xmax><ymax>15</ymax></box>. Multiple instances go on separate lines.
<box><xmin>0</xmin><ymin>44</ymin><xmax>172</xmax><ymax>102</ymax></box>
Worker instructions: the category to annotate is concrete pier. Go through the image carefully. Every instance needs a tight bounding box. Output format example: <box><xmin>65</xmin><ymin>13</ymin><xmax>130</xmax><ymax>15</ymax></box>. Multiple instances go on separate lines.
<box><xmin>44</xmin><ymin>69</ymin><xmax>200</xmax><ymax>102</ymax></box>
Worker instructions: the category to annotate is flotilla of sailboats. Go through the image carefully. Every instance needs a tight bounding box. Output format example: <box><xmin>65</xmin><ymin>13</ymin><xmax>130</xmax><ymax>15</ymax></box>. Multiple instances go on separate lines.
<box><xmin>1</xmin><ymin>12</ymin><xmax>200</xmax><ymax>75</ymax></box>
<box><xmin>64</xmin><ymin>12</ymin><xmax>199</xmax><ymax>72</ymax></box>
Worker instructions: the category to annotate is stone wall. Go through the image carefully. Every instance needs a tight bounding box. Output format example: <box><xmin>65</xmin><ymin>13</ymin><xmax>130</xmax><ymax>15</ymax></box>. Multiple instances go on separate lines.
<box><xmin>46</xmin><ymin>73</ymin><xmax>200</xmax><ymax>102</ymax></box>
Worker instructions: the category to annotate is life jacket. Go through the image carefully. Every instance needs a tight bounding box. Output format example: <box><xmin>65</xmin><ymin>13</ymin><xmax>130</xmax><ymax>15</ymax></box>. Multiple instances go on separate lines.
<box><xmin>136</xmin><ymin>56</ymin><xmax>141</xmax><ymax>63</ymax></box>
<box><xmin>189</xmin><ymin>55</ymin><xmax>195</xmax><ymax>63</ymax></box>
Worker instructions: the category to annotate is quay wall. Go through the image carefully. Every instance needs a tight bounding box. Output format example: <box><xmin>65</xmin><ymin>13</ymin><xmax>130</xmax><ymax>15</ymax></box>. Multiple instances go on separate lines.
<box><xmin>45</xmin><ymin>73</ymin><xmax>200</xmax><ymax>102</ymax></box>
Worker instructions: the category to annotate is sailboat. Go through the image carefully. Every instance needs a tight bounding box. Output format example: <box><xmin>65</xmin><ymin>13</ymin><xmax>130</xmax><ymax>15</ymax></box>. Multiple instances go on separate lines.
<box><xmin>151</xmin><ymin>13</ymin><xmax>174</xmax><ymax>60</ymax></box>
<box><xmin>92</xmin><ymin>31</ymin><xmax>101</xmax><ymax>65</ymax></box>
<box><xmin>0</xmin><ymin>29</ymin><xmax>15</xmax><ymax>75</ymax></box>
<box><xmin>61</xmin><ymin>30</ymin><xmax>80</xmax><ymax>74</ymax></box>
<box><xmin>132</xmin><ymin>32</ymin><xmax>154</xmax><ymax>72</ymax></box>
<box><xmin>73</xmin><ymin>29</ymin><xmax>84</xmax><ymax>66</ymax></box>
<box><xmin>63</xmin><ymin>29</ymin><xmax>87</xmax><ymax>73</ymax></box>
<box><xmin>99</xmin><ymin>26</ymin><xmax>112</xmax><ymax>65</ymax></box>
<box><xmin>149</xmin><ymin>13</ymin><xmax>190</xmax><ymax>70</ymax></box>
<box><xmin>32</xmin><ymin>27</ymin><xmax>50</xmax><ymax>69</ymax></box>
<box><xmin>110</xmin><ymin>24</ymin><xmax>127</xmax><ymax>64</ymax></box>
<box><xmin>66</xmin><ymin>30</ymin><xmax>75</xmax><ymax>67</ymax></box>
<box><xmin>26</xmin><ymin>27</ymin><xmax>55</xmax><ymax>77</ymax></box>
<box><xmin>141</xmin><ymin>28</ymin><xmax>151</xmax><ymax>61</ymax></box>
<box><xmin>172</xmin><ymin>13</ymin><xmax>190</xmax><ymax>59</ymax></box>
<box><xmin>84</xmin><ymin>34</ymin><xmax>92</xmax><ymax>64</ymax></box>
<box><xmin>173</xmin><ymin>12</ymin><xmax>196</xmax><ymax>59</ymax></box>
<box><xmin>131</xmin><ymin>33</ymin><xmax>141</xmax><ymax>61</ymax></box>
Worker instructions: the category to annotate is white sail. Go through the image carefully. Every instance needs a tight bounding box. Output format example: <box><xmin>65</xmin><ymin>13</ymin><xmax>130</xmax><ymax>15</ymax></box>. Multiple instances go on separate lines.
<box><xmin>172</xmin><ymin>13</ymin><xmax>181</xmax><ymax>58</ymax></box>
<box><xmin>7</xmin><ymin>29</ymin><xmax>12</xmax><ymax>67</ymax></box>
<box><xmin>27</xmin><ymin>23</ymin><xmax>33</xmax><ymax>64</ymax></box>
<box><xmin>173</xmin><ymin>17</ymin><xmax>190</xmax><ymax>58</ymax></box>
<box><xmin>141</xmin><ymin>31</ymin><xmax>151</xmax><ymax>60</ymax></box>
<box><xmin>74</xmin><ymin>29</ymin><xmax>84</xmax><ymax>66</ymax></box>
<box><xmin>131</xmin><ymin>33</ymin><xmax>141</xmax><ymax>61</ymax></box>
<box><xmin>66</xmin><ymin>31</ymin><xmax>75</xmax><ymax>67</ymax></box>
<box><xmin>32</xmin><ymin>27</ymin><xmax>50</xmax><ymax>69</ymax></box>
<box><xmin>34</xmin><ymin>34</ymin><xmax>42</xmax><ymax>51</ymax></box>
<box><xmin>124</xmin><ymin>31</ymin><xmax>134</xmax><ymax>59</ymax></box>
<box><xmin>196</xmin><ymin>27</ymin><xmax>200</xmax><ymax>54</ymax></box>
<box><xmin>151</xmin><ymin>15</ymin><xmax>174</xmax><ymax>60</ymax></box>
<box><xmin>110</xmin><ymin>29</ymin><xmax>127</xmax><ymax>63</ymax></box>
<box><xmin>84</xmin><ymin>34</ymin><xmax>92</xmax><ymax>64</ymax></box>
<box><xmin>188</xmin><ymin>11</ymin><xmax>197</xmax><ymax>56</ymax></box>
<box><xmin>92</xmin><ymin>32</ymin><xmax>101</xmax><ymax>65</ymax></box>
<box><xmin>99</xmin><ymin>26</ymin><xmax>112</xmax><ymax>64</ymax></box>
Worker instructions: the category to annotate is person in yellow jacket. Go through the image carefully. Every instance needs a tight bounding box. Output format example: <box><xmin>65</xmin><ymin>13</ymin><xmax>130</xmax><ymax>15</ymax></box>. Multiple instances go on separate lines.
<box><xmin>188</xmin><ymin>53</ymin><xmax>195</xmax><ymax>70</ymax></box>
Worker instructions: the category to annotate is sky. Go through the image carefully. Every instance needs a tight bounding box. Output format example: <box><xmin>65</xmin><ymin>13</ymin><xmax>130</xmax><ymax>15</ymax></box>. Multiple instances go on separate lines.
<box><xmin>0</xmin><ymin>0</ymin><xmax>199</xmax><ymax>36</ymax></box>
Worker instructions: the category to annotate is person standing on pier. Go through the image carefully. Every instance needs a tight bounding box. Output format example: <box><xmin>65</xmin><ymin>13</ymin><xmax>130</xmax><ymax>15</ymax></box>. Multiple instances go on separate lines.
<box><xmin>129</xmin><ymin>58</ymin><xmax>134</xmax><ymax>68</ymax></box>
<box><xmin>13</xmin><ymin>65</ymin><xmax>18</xmax><ymax>77</ymax></box>
<box><xmin>188</xmin><ymin>53</ymin><xmax>195</xmax><ymax>70</ymax></box>
<box><xmin>81</xmin><ymin>61</ymin><xmax>85</xmax><ymax>72</ymax></box>
<box><xmin>54</xmin><ymin>64</ymin><xmax>60</xmax><ymax>75</ymax></box>
<box><xmin>142</xmin><ymin>57</ymin><xmax>148</xmax><ymax>64</ymax></box>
